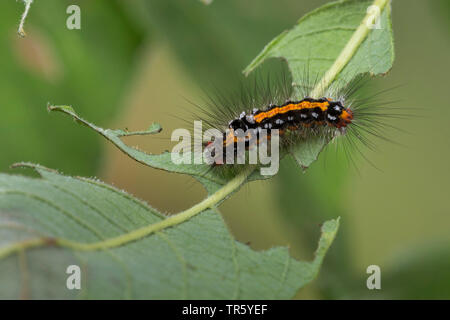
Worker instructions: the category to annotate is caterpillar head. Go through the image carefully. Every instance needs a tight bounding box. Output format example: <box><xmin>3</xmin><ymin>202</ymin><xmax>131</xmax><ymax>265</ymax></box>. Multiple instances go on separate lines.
<box><xmin>326</xmin><ymin>101</ymin><xmax>353</xmax><ymax>128</ymax></box>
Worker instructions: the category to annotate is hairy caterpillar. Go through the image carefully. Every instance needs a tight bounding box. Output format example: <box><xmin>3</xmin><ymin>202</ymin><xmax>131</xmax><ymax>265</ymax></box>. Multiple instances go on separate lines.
<box><xmin>205</xmin><ymin>95</ymin><xmax>353</xmax><ymax>164</ymax></box>
<box><xmin>181</xmin><ymin>69</ymin><xmax>399</xmax><ymax>177</ymax></box>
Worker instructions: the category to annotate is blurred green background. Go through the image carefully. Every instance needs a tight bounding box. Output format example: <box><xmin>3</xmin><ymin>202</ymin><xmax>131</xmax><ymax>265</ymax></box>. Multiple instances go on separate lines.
<box><xmin>2</xmin><ymin>0</ymin><xmax>450</xmax><ymax>299</ymax></box>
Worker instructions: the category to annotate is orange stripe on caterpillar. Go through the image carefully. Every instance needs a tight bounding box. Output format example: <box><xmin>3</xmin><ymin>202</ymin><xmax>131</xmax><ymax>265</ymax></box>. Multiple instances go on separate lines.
<box><xmin>253</xmin><ymin>100</ymin><xmax>330</xmax><ymax>123</ymax></box>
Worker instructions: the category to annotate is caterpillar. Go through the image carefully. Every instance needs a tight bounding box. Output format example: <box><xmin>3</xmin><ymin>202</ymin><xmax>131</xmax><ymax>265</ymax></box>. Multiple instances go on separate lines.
<box><xmin>206</xmin><ymin>96</ymin><xmax>353</xmax><ymax>163</ymax></box>
<box><xmin>174</xmin><ymin>69</ymin><xmax>402</xmax><ymax>177</ymax></box>
<box><xmin>194</xmin><ymin>70</ymin><xmax>395</xmax><ymax>171</ymax></box>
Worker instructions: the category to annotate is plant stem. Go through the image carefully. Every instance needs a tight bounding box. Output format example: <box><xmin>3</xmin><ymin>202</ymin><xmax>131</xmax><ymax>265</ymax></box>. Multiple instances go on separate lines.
<box><xmin>0</xmin><ymin>168</ymin><xmax>252</xmax><ymax>259</ymax></box>
<box><xmin>0</xmin><ymin>238</ymin><xmax>47</xmax><ymax>259</ymax></box>
<box><xmin>61</xmin><ymin>168</ymin><xmax>252</xmax><ymax>252</ymax></box>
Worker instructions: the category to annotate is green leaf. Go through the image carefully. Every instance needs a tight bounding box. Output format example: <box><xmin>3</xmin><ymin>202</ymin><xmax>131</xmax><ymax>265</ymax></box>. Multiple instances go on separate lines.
<box><xmin>290</xmin><ymin>136</ymin><xmax>328</xmax><ymax>170</ymax></box>
<box><xmin>48</xmin><ymin>105</ymin><xmax>270</xmax><ymax>194</ymax></box>
<box><xmin>0</xmin><ymin>163</ymin><xmax>339</xmax><ymax>299</ymax></box>
<box><xmin>244</xmin><ymin>0</ymin><xmax>394</xmax><ymax>168</ymax></box>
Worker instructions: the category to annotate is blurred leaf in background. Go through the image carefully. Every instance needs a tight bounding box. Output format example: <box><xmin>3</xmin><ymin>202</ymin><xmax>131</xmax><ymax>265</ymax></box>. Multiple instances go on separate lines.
<box><xmin>0</xmin><ymin>0</ymin><xmax>145</xmax><ymax>176</ymax></box>
<box><xmin>432</xmin><ymin>0</ymin><xmax>450</xmax><ymax>33</ymax></box>
<box><xmin>379</xmin><ymin>245</ymin><xmax>450</xmax><ymax>299</ymax></box>
<box><xmin>141</xmin><ymin>0</ymin><xmax>328</xmax><ymax>88</ymax></box>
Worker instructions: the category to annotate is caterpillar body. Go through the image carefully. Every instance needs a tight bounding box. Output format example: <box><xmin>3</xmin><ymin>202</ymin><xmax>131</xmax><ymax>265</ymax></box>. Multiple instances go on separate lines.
<box><xmin>208</xmin><ymin>97</ymin><xmax>353</xmax><ymax>154</ymax></box>
<box><xmin>185</xmin><ymin>71</ymin><xmax>400</xmax><ymax>174</ymax></box>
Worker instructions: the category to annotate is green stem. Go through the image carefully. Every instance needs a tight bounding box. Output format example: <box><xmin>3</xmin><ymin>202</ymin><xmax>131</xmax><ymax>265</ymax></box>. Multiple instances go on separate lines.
<box><xmin>0</xmin><ymin>167</ymin><xmax>253</xmax><ymax>258</ymax></box>
<box><xmin>0</xmin><ymin>238</ymin><xmax>48</xmax><ymax>259</ymax></box>
<box><xmin>310</xmin><ymin>0</ymin><xmax>390</xmax><ymax>97</ymax></box>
